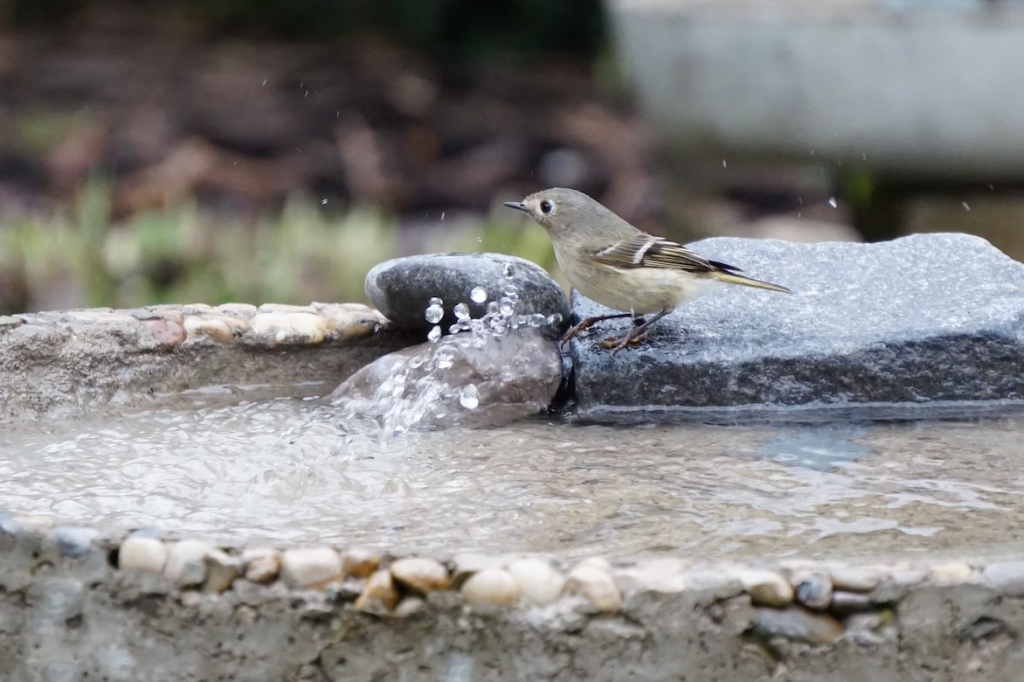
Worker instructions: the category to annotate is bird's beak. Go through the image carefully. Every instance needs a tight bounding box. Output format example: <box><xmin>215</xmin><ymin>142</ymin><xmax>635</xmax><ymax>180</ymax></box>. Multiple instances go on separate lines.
<box><xmin>503</xmin><ymin>201</ymin><xmax>529</xmax><ymax>213</ymax></box>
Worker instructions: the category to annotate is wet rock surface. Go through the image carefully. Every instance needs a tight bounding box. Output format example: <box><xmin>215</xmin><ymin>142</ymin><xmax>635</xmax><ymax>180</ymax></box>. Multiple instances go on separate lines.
<box><xmin>327</xmin><ymin>327</ymin><xmax>563</xmax><ymax>430</ymax></box>
<box><xmin>364</xmin><ymin>253</ymin><xmax>569</xmax><ymax>335</ymax></box>
<box><xmin>571</xmin><ymin>233</ymin><xmax>1024</xmax><ymax>423</ymax></box>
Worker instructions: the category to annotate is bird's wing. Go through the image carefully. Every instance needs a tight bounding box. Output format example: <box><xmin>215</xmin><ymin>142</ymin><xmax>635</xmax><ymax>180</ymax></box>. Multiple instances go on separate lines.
<box><xmin>591</xmin><ymin>233</ymin><xmax>743</xmax><ymax>273</ymax></box>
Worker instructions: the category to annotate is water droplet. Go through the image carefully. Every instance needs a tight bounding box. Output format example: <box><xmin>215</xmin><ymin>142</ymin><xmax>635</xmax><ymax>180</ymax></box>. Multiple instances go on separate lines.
<box><xmin>449</xmin><ymin>321</ymin><xmax>471</xmax><ymax>334</ymax></box>
<box><xmin>427</xmin><ymin>325</ymin><xmax>442</xmax><ymax>343</ymax></box>
<box><xmin>828</xmin><ymin>197</ymin><xmax>838</xmax><ymax>208</ymax></box>
<box><xmin>428</xmin><ymin>297</ymin><xmax>443</xmax><ymax>307</ymax></box>
<box><xmin>460</xmin><ymin>384</ymin><xmax>479</xmax><ymax>410</ymax></box>
<box><xmin>502</xmin><ymin>284</ymin><xmax>520</xmax><ymax>299</ymax></box>
<box><xmin>470</xmin><ymin>287</ymin><xmax>488</xmax><ymax>303</ymax></box>
<box><xmin>441</xmin><ymin>211</ymin><xmax>446</xmax><ymax>221</ymax></box>
<box><xmin>425</xmin><ymin>304</ymin><xmax>444</xmax><ymax>324</ymax></box>
<box><xmin>722</xmin><ymin>159</ymin><xmax>727</xmax><ymax>168</ymax></box>
<box><xmin>503</xmin><ymin>263</ymin><xmax>515</xmax><ymax>279</ymax></box>
<box><xmin>408</xmin><ymin>354</ymin><xmax>425</xmax><ymax>369</ymax></box>
<box><xmin>454</xmin><ymin>303</ymin><xmax>471</xmax><ymax>320</ymax></box>
<box><xmin>546</xmin><ymin>313</ymin><xmax>563</xmax><ymax>327</ymax></box>
<box><xmin>499</xmin><ymin>300</ymin><xmax>515</xmax><ymax>317</ymax></box>
<box><xmin>962</xmin><ymin>201</ymin><xmax>971</xmax><ymax>212</ymax></box>
<box><xmin>486</xmin><ymin>301</ymin><xmax>500</xmax><ymax>315</ymax></box>
<box><xmin>528</xmin><ymin>313</ymin><xmax>546</xmax><ymax>327</ymax></box>
<box><xmin>437</xmin><ymin>353</ymin><xmax>454</xmax><ymax>370</ymax></box>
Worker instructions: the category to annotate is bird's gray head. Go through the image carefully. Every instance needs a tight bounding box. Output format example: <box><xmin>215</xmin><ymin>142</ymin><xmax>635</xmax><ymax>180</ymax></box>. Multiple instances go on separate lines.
<box><xmin>503</xmin><ymin>187</ymin><xmax>613</xmax><ymax>234</ymax></box>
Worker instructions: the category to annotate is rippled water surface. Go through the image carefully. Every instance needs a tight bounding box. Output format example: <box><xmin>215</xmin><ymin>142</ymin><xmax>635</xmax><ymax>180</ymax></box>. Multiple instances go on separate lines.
<box><xmin>3</xmin><ymin>390</ymin><xmax>1024</xmax><ymax>561</ymax></box>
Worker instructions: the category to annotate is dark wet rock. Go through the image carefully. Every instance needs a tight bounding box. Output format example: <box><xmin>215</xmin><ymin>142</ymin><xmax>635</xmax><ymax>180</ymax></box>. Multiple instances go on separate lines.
<box><xmin>571</xmin><ymin>233</ymin><xmax>1024</xmax><ymax>424</ymax></box>
<box><xmin>754</xmin><ymin>607</ymin><xmax>844</xmax><ymax>646</ymax></box>
<box><xmin>365</xmin><ymin>253</ymin><xmax>570</xmax><ymax>336</ymax></box>
<box><xmin>326</xmin><ymin>327</ymin><xmax>562</xmax><ymax>430</ymax></box>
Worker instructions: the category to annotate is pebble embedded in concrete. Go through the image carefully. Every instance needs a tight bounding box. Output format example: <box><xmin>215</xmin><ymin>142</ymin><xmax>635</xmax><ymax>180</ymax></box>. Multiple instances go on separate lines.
<box><xmin>118</xmin><ymin>537</ymin><xmax>168</xmax><ymax>573</ymax></box>
<box><xmin>452</xmin><ymin>553</ymin><xmax>505</xmax><ymax>587</ymax></box>
<box><xmin>982</xmin><ymin>560</ymin><xmax>1024</xmax><ymax>595</ymax></box>
<box><xmin>754</xmin><ymin>607</ymin><xmax>845</xmax><ymax>646</ymax></box>
<box><xmin>737</xmin><ymin>569</ymin><xmax>794</xmax><ymax>607</ymax></box>
<box><xmin>356</xmin><ymin>569</ymin><xmax>401</xmax><ymax>612</ymax></box>
<box><xmin>790</xmin><ymin>571</ymin><xmax>833</xmax><ymax>611</ymax></box>
<box><xmin>829</xmin><ymin>565</ymin><xmax>885</xmax><ymax>593</ymax></box>
<box><xmin>341</xmin><ymin>548</ymin><xmax>381</xmax><ymax>578</ymax></box>
<box><xmin>390</xmin><ymin>557</ymin><xmax>450</xmax><ymax>594</ymax></box>
<box><xmin>929</xmin><ymin>562</ymin><xmax>973</xmax><ymax>584</ymax></box>
<box><xmin>280</xmin><ymin>547</ymin><xmax>343</xmax><ymax>588</ymax></box>
<box><xmin>461</xmin><ymin>569</ymin><xmax>522</xmax><ymax>606</ymax></box>
<box><xmin>49</xmin><ymin>526</ymin><xmax>98</xmax><ymax>558</ymax></box>
<box><xmin>242</xmin><ymin>547</ymin><xmax>282</xmax><ymax>584</ymax></box>
<box><xmin>164</xmin><ymin>540</ymin><xmax>213</xmax><ymax>587</ymax></box>
<box><xmin>565</xmin><ymin>564</ymin><xmax>623</xmax><ymax>613</ymax></box>
<box><xmin>507</xmin><ymin>558</ymin><xmax>566</xmax><ymax>606</ymax></box>
<box><xmin>393</xmin><ymin>596</ymin><xmax>427</xmax><ymax>618</ymax></box>
<box><xmin>204</xmin><ymin>549</ymin><xmax>243</xmax><ymax>593</ymax></box>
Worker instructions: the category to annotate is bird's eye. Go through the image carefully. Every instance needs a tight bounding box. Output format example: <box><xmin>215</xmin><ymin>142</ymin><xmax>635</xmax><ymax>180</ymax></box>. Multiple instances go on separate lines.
<box><xmin>540</xmin><ymin>200</ymin><xmax>553</xmax><ymax>215</ymax></box>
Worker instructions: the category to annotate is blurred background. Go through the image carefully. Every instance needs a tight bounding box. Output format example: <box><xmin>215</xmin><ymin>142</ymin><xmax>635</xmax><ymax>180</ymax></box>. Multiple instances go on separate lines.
<box><xmin>2</xmin><ymin>0</ymin><xmax>1023</xmax><ymax>315</ymax></box>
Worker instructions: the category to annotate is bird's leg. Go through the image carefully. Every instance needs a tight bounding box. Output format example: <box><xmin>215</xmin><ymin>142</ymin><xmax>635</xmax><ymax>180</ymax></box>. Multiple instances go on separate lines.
<box><xmin>560</xmin><ymin>312</ymin><xmax>634</xmax><ymax>347</ymax></box>
<box><xmin>599</xmin><ymin>309</ymin><xmax>673</xmax><ymax>356</ymax></box>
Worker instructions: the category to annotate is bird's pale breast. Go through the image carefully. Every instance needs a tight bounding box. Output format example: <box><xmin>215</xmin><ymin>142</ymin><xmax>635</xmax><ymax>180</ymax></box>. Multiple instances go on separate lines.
<box><xmin>557</xmin><ymin>246</ymin><xmax>723</xmax><ymax>315</ymax></box>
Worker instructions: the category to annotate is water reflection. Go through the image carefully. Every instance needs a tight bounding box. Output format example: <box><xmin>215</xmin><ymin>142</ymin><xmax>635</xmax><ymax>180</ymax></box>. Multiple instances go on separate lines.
<box><xmin>2</xmin><ymin>394</ymin><xmax>1024</xmax><ymax>561</ymax></box>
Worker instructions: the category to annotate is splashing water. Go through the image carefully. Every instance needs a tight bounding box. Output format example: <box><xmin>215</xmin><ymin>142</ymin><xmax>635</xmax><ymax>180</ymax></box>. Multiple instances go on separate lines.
<box><xmin>328</xmin><ymin>272</ymin><xmax>564</xmax><ymax>444</ymax></box>
<box><xmin>460</xmin><ymin>384</ymin><xmax>480</xmax><ymax>409</ymax></box>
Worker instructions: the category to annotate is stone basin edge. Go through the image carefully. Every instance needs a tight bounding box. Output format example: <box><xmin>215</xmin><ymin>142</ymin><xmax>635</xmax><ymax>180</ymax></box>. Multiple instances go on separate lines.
<box><xmin>2</xmin><ymin>515</ymin><xmax>1023</xmax><ymax>680</ymax></box>
<box><xmin>0</xmin><ymin>301</ymin><xmax>421</xmax><ymax>427</ymax></box>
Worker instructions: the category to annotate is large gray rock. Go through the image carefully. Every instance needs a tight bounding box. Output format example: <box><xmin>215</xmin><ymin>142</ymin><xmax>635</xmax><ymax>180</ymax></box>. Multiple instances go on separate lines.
<box><xmin>570</xmin><ymin>232</ymin><xmax>1024</xmax><ymax>424</ymax></box>
<box><xmin>327</xmin><ymin>327</ymin><xmax>563</xmax><ymax>431</ymax></box>
<box><xmin>365</xmin><ymin>253</ymin><xmax>570</xmax><ymax>335</ymax></box>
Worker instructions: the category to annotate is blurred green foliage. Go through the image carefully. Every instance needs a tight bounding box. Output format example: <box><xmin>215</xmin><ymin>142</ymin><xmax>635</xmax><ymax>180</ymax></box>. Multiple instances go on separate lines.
<box><xmin>14</xmin><ymin>0</ymin><xmax>607</xmax><ymax>62</ymax></box>
<box><xmin>0</xmin><ymin>178</ymin><xmax>565</xmax><ymax>314</ymax></box>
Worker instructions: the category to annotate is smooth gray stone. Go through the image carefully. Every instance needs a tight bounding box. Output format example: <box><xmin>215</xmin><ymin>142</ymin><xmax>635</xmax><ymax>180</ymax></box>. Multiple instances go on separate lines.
<box><xmin>327</xmin><ymin>327</ymin><xmax>563</xmax><ymax>430</ymax></box>
<box><xmin>570</xmin><ymin>233</ymin><xmax>1024</xmax><ymax>424</ymax></box>
<box><xmin>365</xmin><ymin>253</ymin><xmax>569</xmax><ymax>335</ymax></box>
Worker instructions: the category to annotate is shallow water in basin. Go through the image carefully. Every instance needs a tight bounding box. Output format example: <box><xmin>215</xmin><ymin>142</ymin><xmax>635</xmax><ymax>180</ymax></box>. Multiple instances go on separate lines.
<box><xmin>3</xmin><ymin>390</ymin><xmax>1024</xmax><ymax>561</ymax></box>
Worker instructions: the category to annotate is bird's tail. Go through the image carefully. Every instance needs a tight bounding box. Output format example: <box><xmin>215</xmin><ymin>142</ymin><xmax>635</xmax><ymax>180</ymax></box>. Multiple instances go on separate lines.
<box><xmin>708</xmin><ymin>271</ymin><xmax>793</xmax><ymax>294</ymax></box>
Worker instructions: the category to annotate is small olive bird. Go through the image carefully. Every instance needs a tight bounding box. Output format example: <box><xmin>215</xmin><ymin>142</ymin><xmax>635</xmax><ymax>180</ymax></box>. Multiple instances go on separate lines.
<box><xmin>504</xmin><ymin>188</ymin><xmax>792</xmax><ymax>355</ymax></box>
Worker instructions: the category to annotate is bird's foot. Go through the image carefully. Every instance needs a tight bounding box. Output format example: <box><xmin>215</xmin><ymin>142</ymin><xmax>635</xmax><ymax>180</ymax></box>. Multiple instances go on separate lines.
<box><xmin>598</xmin><ymin>330</ymin><xmax>649</xmax><ymax>356</ymax></box>
<box><xmin>560</xmin><ymin>314</ymin><xmax>634</xmax><ymax>348</ymax></box>
<box><xmin>560</xmin><ymin>320</ymin><xmax>592</xmax><ymax>348</ymax></box>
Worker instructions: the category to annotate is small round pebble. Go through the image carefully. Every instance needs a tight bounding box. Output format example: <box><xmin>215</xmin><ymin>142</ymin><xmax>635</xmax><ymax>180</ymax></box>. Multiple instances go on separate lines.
<box><xmin>280</xmin><ymin>548</ymin><xmax>343</xmax><ymax>588</ymax></box>
<box><xmin>203</xmin><ymin>549</ymin><xmax>243</xmax><ymax>593</ymax></box>
<box><xmin>737</xmin><ymin>569</ymin><xmax>794</xmax><ymax>607</ymax></box>
<box><xmin>791</xmin><ymin>571</ymin><xmax>833</xmax><ymax>610</ymax></box>
<box><xmin>390</xmin><ymin>557</ymin><xmax>450</xmax><ymax>594</ymax></box>
<box><xmin>393</xmin><ymin>596</ymin><xmax>427</xmax><ymax>618</ymax></box>
<box><xmin>507</xmin><ymin>559</ymin><xmax>565</xmax><ymax>606</ymax></box>
<box><xmin>164</xmin><ymin>540</ymin><xmax>213</xmax><ymax>587</ymax></box>
<box><xmin>829</xmin><ymin>565</ymin><xmax>885</xmax><ymax>593</ymax></box>
<box><xmin>755</xmin><ymin>607</ymin><xmax>844</xmax><ymax>645</ymax></box>
<box><xmin>50</xmin><ymin>526</ymin><xmax>98</xmax><ymax>558</ymax></box>
<box><xmin>242</xmin><ymin>547</ymin><xmax>282</xmax><ymax>584</ymax></box>
<box><xmin>341</xmin><ymin>548</ymin><xmax>381</xmax><ymax>578</ymax></box>
<box><xmin>356</xmin><ymin>569</ymin><xmax>400</xmax><ymax>611</ymax></box>
<box><xmin>183</xmin><ymin>317</ymin><xmax>235</xmax><ymax>343</ymax></box>
<box><xmin>565</xmin><ymin>564</ymin><xmax>623</xmax><ymax>613</ymax></box>
<box><xmin>461</xmin><ymin>569</ymin><xmax>522</xmax><ymax>606</ymax></box>
<box><xmin>929</xmin><ymin>562</ymin><xmax>973</xmax><ymax>585</ymax></box>
<box><xmin>452</xmin><ymin>553</ymin><xmax>504</xmax><ymax>588</ymax></box>
<box><xmin>118</xmin><ymin>537</ymin><xmax>168</xmax><ymax>573</ymax></box>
